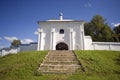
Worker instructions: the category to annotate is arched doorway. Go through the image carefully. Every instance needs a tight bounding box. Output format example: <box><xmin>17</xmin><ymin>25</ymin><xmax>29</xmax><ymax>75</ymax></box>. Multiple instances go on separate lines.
<box><xmin>56</xmin><ymin>42</ymin><xmax>68</xmax><ymax>50</ymax></box>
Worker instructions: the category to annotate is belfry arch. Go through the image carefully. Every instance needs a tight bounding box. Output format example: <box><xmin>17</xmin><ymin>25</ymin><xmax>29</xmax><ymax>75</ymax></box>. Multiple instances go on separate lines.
<box><xmin>56</xmin><ymin>42</ymin><xmax>68</xmax><ymax>50</ymax></box>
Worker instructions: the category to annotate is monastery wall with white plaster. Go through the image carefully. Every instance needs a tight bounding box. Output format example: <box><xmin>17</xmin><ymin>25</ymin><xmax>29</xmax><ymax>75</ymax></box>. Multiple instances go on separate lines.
<box><xmin>84</xmin><ymin>36</ymin><xmax>120</xmax><ymax>51</ymax></box>
<box><xmin>37</xmin><ymin>13</ymin><xmax>120</xmax><ymax>51</ymax></box>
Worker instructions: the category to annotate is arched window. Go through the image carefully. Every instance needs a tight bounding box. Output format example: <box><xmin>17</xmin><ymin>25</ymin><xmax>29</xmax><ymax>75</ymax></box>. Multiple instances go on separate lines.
<box><xmin>60</xmin><ymin>29</ymin><xmax>64</xmax><ymax>34</ymax></box>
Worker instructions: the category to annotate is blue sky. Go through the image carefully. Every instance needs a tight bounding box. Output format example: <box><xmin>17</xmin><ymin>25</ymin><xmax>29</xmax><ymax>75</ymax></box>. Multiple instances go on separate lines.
<box><xmin>0</xmin><ymin>0</ymin><xmax>120</xmax><ymax>49</ymax></box>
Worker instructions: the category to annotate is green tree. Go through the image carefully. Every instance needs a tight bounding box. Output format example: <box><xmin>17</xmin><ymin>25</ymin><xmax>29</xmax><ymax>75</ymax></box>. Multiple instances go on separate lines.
<box><xmin>84</xmin><ymin>15</ymin><xmax>113</xmax><ymax>42</ymax></box>
<box><xmin>113</xmin><ymin>25</ymin><xmax>120</xmax><ymax>41</ymax></box>
<box><xmin>11</xmin><ymin>40</ymin><xmax>21</xmax><ymax>48</ymax></box>
<box><xmin>113</xmin><ymin>25</ymin><xmax>120</xmax><ymax>34</ymax></box>
<box><xmin>101</xmin><ymin>25</ymin><xmax>113</xmax><ymax>41</ymax></box>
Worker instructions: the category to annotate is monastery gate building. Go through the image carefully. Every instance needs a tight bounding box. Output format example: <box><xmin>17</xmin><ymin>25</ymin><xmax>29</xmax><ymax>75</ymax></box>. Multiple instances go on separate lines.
<box><xmin>37</xmin><ymin>13</ymin><xmax>120</xmax><ymax>51</ymax></box>
<box><xmin>37</xmin><ymin>13</ymin><xmax>85</xmax><ymax>50</ymax></box>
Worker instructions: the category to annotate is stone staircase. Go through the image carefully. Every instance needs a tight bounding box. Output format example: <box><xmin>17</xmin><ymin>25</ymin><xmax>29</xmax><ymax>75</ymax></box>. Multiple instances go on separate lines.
<box><xmin>38</xmin><ymin>50</ymin><xmax>82</xmax><ymax>74</ymax></box>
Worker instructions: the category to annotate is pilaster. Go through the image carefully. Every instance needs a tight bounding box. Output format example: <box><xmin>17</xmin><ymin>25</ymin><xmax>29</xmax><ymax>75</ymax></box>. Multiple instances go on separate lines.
<box><xmin>37</xmin><ymin>29</ymin><xmax>43</xmax><ymax>50</ymax></box>
<box><xmin>51</xmin><ymin>28</ymin><xmax>55</xmax><ymax>50</ymax></box>
<box><xmin>70</xmin><ymin>28</ymin><xmax>73</xmax><ymax>50</ymax></box>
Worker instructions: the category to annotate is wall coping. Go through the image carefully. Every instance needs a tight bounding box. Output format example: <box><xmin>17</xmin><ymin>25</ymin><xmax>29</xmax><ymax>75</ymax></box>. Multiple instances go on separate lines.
<box><xmin>92</xmin><ymin>42</ymin><xmax>120</xmax><ymax>45</ymax></box>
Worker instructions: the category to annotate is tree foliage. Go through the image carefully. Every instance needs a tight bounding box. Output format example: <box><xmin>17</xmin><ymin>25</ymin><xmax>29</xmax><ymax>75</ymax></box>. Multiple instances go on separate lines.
<box><xmin>84</xmin><ymin>15</ymin><xmax>115</xmax><ymax>42</ymax></box>
<box><xmin>113</xmin><ymin>25</ymin><xmax>120</xmax><ymax>42</ymax></box>
<box><xmin>11</xmin><ymin>40</ymin><xmax>21</xmax><ymax>48</ymax></box>
<box><xmin>113</xmin><ymin>25</ymin><xmax>120</xmax><ymax>34</ymax></box>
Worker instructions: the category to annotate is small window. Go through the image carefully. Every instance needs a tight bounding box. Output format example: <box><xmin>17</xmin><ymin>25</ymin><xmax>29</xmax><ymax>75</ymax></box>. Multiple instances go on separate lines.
<box><xmin>60</xmin><ymin>29</ymin><xmax>64</xmax><ymax>34</ymax></box>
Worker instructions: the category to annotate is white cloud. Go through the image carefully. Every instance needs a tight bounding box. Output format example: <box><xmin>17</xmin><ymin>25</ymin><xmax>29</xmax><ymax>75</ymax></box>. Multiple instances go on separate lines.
<box><xmin>3</xmin><ymin>36</ymin><xmax>34</xmax><ymax>45</ymax></box>
<box><xmin>21</xmin><ymin>39</ymin><xmax>34</xmax><ymax>44</ymax></box>
<box><xmin>114</xmin><ymin>23</ymin><xmax>120</xmax><ymax>27</ymax></box>
<box><xmin>34</xmin><ymin>31</ymin><xmax>38</xmax><ymax>35</ymax></box>
<box><xmin>111</xmin><ymin>23</ymin><xmax>120</xmax><ymax>27</ymax></box>
<box><xmin>4</xmin><ymin>36</ymin><xmax>18</xmax><ymax>42</ymax></box>
<box><xmin>84</xmin><ymin>2</ymin><xmax>92</xmax><ymax>8</ymax></box>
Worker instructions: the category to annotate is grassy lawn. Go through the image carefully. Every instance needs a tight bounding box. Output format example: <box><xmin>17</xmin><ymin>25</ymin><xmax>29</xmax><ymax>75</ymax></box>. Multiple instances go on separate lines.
<box><xmin>0</xmin><ymin>50</ymin><xmax>120</xmax><ymax>80</ymax></box>
<box><xmin>0</xmin><ymin>51</ymin><xmax>48</xmax><ymax>80</ymax></box>
<box><xmin>75</xmin><ymin>50</ymin><xmax>120</xmax><ymax>80</ymax></box>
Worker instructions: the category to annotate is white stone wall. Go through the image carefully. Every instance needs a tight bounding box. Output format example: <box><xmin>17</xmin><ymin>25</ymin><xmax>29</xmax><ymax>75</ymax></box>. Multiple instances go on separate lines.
<box><xmin>0</xmin><ymin>48</ymin><xmax>19</xmax><ymax>56</ymax></box>
<box><xmin>84</xmin><ymin>36</ymin><xmax>93</xmax><ymax>50</ymax></box>
<box><xmin>84</xmin><ymin>36</ymin><xmax>120</xmax><ymax>51</ymax></box>
<box><xmin>1</xmin><ymin>50</ymin><xmax>10</xmax><ymax>56</ymax></box>
<box><xmin>92</xmin><ymin>42</ymin><xmax>120</xmax><ymax>51</ymax></box>
<box><xmin>10</xmin><ymin>48</ymin><xmax>19</xmax><ymax>54</ymax></box>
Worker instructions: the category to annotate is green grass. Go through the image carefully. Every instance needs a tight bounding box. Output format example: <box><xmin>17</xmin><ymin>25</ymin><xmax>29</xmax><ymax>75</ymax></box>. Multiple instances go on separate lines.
<box><xmin>0</xmin><ymin>51</ymin><xmax>48</xmax><ymax>80</ymax></box>
<box><xmin>75</xmin><ymin>50</ymin><xmax>120</xmax><ymax>80</ymax></box>
<box><xmin>0</xmin><ymin>50</ymin><xmax>120</xmax><ymax>80</ymax></box>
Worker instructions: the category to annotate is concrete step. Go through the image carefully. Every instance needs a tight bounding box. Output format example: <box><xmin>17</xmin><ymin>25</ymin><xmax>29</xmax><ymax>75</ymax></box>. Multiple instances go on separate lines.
<box><xmin>48</xmin><ymin>51</ymin><xmax>74</xmax><ymax>55</ymax></box>
<box><xmin>45</xmin><ymin>58</ymin><xmax>77</xmax><ymax>61</ymax></box>
<box><xmin>38</xmin><ymin>50</ymin><xmax>82</xmax><ymax>74</ymax></box>
<box><xmin>40</xmin><ymin>70</ymin><xmax>76</xmax><ymax>74</ymax></box>
<box><xmin>39</xmin><ymin>65</ymin><xmax>81</xmax><ymax>74</ymax></box>
<box><xmin>47</xmin><ymin>55</ymin><xmax>75</xmax><ymax>57</ymax></box>
<box><xmin>40</xmin><ymin>64</ymin><xmax>80</xmax><ymax>67</ymax></box>
<box><xmin>43</xmin><ymin>61</ymin><xmax>79</xmax><ymax>65</ymax></box>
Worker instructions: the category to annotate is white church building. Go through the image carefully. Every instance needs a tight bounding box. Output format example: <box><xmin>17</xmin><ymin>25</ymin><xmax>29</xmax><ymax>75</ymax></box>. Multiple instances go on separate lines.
<box><xmin>37</xmin><ymin>13</ymin><xmax>85</xmax><ymax>50</ymax></box>
<box><xmin>37</xmin><ymin>13</ymin><xmax>120</xmax><ymax>51</ymax></box>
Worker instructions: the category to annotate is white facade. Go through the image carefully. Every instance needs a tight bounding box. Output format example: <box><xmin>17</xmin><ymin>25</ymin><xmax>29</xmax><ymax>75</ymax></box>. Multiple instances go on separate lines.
<box><xmin>37</xmin><ymin>14</ymin><xmax>85</xmax><ymax>50</ymax></box>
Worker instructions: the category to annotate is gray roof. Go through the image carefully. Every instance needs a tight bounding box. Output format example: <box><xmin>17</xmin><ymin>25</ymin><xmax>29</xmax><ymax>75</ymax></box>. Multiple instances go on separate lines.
<box><xmin>30</xmin><ymin>42</ymin><xmax>38</xmax><ymax>44</ymax></box>
<box><xmin>20</xmin><ymin>42</ymin><xmax>38</xmax><ymax>46</ymax></box>
<box><xmin>1</xmin><ymin>48</ymin><xmax>10</xmax><ymax>51</ymax></box>
<box><xmin>37</xmin><ymin>20</ymin><xmax>85</xmax><ymax>24</ymax></box>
